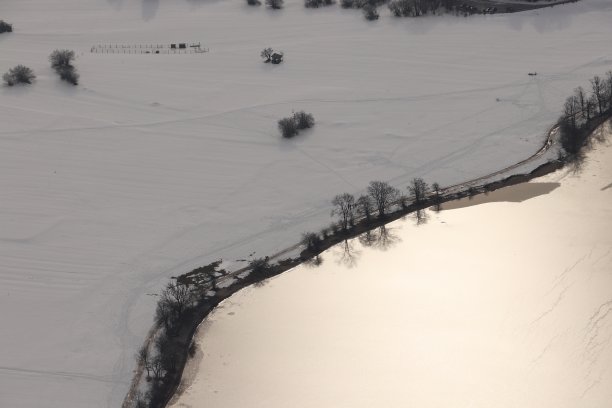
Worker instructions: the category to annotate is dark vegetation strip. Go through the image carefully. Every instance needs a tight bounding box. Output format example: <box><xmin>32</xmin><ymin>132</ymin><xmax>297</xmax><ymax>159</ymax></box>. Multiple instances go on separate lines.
<box><xmin>125</xmin><ymin>70</ymin><xmax>612</xmax><ymax>408</ymax></box>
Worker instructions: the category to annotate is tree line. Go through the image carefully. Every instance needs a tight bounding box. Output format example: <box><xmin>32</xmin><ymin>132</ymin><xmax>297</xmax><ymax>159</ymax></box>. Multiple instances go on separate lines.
<box><xmin>558</xmin><ymin>71</ymin><xmax>612</xmax><ymax>158</ymax></box>
<box><xmin>301</xmin><ymin>178</ymin><xmax>439</xmax><ymax>252</ymax></box>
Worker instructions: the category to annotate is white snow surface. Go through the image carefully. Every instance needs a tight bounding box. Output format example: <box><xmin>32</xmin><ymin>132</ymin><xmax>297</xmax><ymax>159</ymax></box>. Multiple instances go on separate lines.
<box><xmin>0</xmin><ymin>0</ymin><xmax>611</xmax><ymax>407</ymax></box>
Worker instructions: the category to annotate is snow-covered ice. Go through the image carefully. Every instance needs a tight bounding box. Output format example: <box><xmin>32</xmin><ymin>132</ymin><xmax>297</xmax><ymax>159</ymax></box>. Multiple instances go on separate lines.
<box><xmin>1</xmin><ymin>0</ymin><xmax>611</xmax><ymax>406</ymax></box>
<box><xmin>170</xmin><ymin>123</ymin><xmax>612</xmax><ymax>408</ymax></box>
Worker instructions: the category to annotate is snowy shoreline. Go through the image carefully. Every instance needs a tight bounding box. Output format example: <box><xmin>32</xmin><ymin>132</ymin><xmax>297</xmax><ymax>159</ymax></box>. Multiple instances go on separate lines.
<box><xmin>126</xmin><ymin>116</ymin><xmax>612</xmax><ymax>408</ymax></box>
<box><xmin>168</xmin><ymin>121</ymin><xmax>612</xmax><ymax>408</ymax></box>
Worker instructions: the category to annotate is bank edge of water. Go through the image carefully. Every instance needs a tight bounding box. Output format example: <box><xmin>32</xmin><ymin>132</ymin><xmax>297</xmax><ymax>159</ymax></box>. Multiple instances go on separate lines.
<box><xmin>125</xmin><ymin>116</ymin><xmax>612</xmax><ymax>408</ymax></box>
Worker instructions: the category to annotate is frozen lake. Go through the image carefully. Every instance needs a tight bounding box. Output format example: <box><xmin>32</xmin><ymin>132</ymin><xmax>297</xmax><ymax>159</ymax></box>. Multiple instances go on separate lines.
<box><xmin>171</xmin><ymin>123</ymin><xmax>612</xmax><ymax>408</ymax></box>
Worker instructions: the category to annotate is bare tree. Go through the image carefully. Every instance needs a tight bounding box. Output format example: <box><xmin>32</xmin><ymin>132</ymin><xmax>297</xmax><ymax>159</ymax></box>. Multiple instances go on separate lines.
<box><xmin>574</xmin><ymin>86</ymin><xmax>587</xmax><ymax>122</ymax></box>
<box><xmin>407</xmin><ymin>177</ymin><xmax>429</xmax><ymax>205</ymax></box>
<box><xmin>3</xmin><ymin>65</ymin><xmax>35</xmax><ymax>86</ymax></box>
<box><xmin>293</xmin><ymin>111</ymin><xmax>315</xmax><ymax>129</ymax></box>
<box><xmin>161</xmin><ymin>282</ymin><xmax>193</xmax><ymax>320</ymax></box>
<box><xmin>591</xmin><ymin>75</ymin><xmax>605</xmax><ymax>116</ymax></box>
<box><xmin>136</xmin><ymin>346</ymin><xmax>151</xmax><ymax>379</ymax></box>
<box><xmin>367</xmin><ymin>181</ymin><xmax>399</xmax><ymax>218</ymax></box>
<box><xmin>278</xmin><ymin>117</ymin><xmax>298</xmax><ymax>138</ymax></box>
<box><xmin>563</xmin><ymin>95</ymin><xmax>579</xmax><ymax>130</ymax></box>
<box><xmin>260</xmin><ymin>47</ymin><xmax>273</xmax><ymax>63</ymax></box>
<box><xmin>432</xmin><ymin>182</ymin><xmax>442</xmax><ymax>211</ymax></box>
<box><xmin>356</xmin><ymin>194</ymin><xmax>374</xmax><ymax>221</ymax></box>
<box><xmin>49</xmin><ymin>49</ymin><xmax>75</xmax><ymax>70</ymax></box>
<box><xmin>150</xmin><ymin>356</ymin><xmax>164</xmax><ymax>381</ymax></box>
<box><xmin>331</xmin><ymin>193</ymin><xmax>356</xmax><ymax>231</ymax></box>
<box><xmin>154</xmin><ymin>298</ymin><xmax>173</xmax><ymax>332</ymax></box>
<box><xmin>301</xmin><ymin>232</ymin><xmax>322</xmax><ymax>252</ymax></box>
<box><xmin>50</xmin><ymin>50</ymin><xmax>79</xmax><ymax>85</ymax></box>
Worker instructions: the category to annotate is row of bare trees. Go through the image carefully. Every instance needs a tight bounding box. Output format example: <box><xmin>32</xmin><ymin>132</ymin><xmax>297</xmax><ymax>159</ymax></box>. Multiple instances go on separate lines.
<box><xmin>559</xmin><ymin>71</ymin><xmax>612</xmax><ymax>156</ymax></box>
<box><xmin>133</xmin><ymin>279</ymin><xmax>203</xmax><ymax>407</ymax></box>
<box><xmin>302</xmin><ymin>178</ymin><xmax>438</xmax><ymax>252</ymax></box>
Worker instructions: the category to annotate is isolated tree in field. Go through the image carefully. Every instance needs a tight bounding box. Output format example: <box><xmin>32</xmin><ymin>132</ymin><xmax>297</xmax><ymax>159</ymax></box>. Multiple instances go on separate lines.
<box><xmin>50</xmin><ymin>49</ymin><xmax>75</xmax><ymax>70</ymax></box>
<box><xmin>356</xmin><ymin>194</ymin><xmax>374</xmax><ymax>221</ymax></box>
<box><xmin>408</xmin><ymin>177</ymin><xmax>429</xmax><ymax>205</ymax></box>
<box><xmin>261</xmin><ymin>47</ymin><xmax>274</xmax><ymax>63</ymax></box>
<box><xmin>293</xmin><ymin>111</ymin><xmax>315</xmax><ymax>129</ymax></box>
<box><xmin>50</xmin><ymin>49</ymin><xmax>79</xmax><ymax>85</ymax></box>
<box><xmin>331</xmin><ymin>193</ymin><xmax>356</xmax><ymax>231</ymax></box>
<box><xmin>3</xmin><ymin>65</ymin><xmax>35</xmax><ymax>86</ymax></box>
<box><xmin>367</xmin><ymin>181</ymin><xmax>399</xmax><ymax>218</ymax></box>
<box><xmin>266</xmin><ymin>0</ymin><xmax>284</xmax><ymax>9</ymax></box>
<box><xmin>270</xmin><ymin>52</ymin><xmax>284</xmax><ymax>64</ymax></box>
<box><xmin>0</xmin><ymin>20</ymin><xmax>13</xmax><ymax>33</ymax></box>
<box><xmin>278</xmin><ymin>117</ymin><xmax>298</xmax><ymax>138</ymax></box>
<box><xmin>590</xmin><ymin>75</ymin><xmax>605</xmax><ymax>116</ymax></box>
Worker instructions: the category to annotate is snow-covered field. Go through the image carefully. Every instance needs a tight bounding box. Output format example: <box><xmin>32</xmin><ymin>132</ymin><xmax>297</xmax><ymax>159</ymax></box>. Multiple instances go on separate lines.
<box><xmin>170</xmin><ymin>124</ymin><xmax>612</xmax><ymax>408</ymax></box>
<box><xmin>0</xmin><ymin>0</ymin><xmax>611</xmax><ymax>406</ymax></box>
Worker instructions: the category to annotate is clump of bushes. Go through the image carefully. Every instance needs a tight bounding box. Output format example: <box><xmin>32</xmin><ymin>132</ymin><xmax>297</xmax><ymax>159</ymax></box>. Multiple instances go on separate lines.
<box><xmin>305</xmin><ymin>0</ymin><xmax>335</xmax><ymax>7</ymax></box>
<box><xmin>363</xmin><ymin>4</ymin><xmax>380</xmax><ymax>19</ymax></box>
<box><xmin>278</xmin><ymin>117</ymin><xmax>298</xmax><ymax>138</ymax></box>
<box><xmin>293</xmin><ymin>111</ymin><xmax>315</xmax><ymax>129</ymax></box>
<box><xmin>261</xmin><ymin>47</ymin><xmax>284</xmax><ymax>64</ymax></box>
<box><xmin>3</xmin><ymin>65</ymin><xmax>35</xmax><ymax>86</ymax></box>
<box><xmin>278</xmin><ymin>111</ymin><xmax>315</xmax><ymax>138</ymax></box>
<box><xmin>388</xmin><ymin>0</ymin><xmax>413</xmax><ymax>16</ymax></box>
<box><xmin>0</xmin><ymin>20</ymin><xmax>13</xmax><ymax>33</ymax></box>
<box><xmin>266</xmin><ymin>0</ymin><xmax>284</xmax><ymax>9</ymax></box>
<box><xmin>249</xmin><ymin>257</ymin><xmax>272</xmax><ymax>277</ymax></box>
<box><xmin>246</xmin><ymin>0</ymin><xmax>262</xmax><ymax>5</ymax></box>
<box><xmin>340</xmin><ymin>0</ymin><xmax>384</xmax><ymax>9</ymax></box>
<box><xmin>50</xmin><ymin>49</ymin><xmax>79</xmax><ymax>85</ymax></box>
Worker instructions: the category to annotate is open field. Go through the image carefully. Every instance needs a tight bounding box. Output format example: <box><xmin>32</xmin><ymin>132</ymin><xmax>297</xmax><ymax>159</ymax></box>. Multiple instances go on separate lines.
<box><xmin>1</xmin><ymin>0</ymin><xmax>611</xmax><ymax>406</ymax></box>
